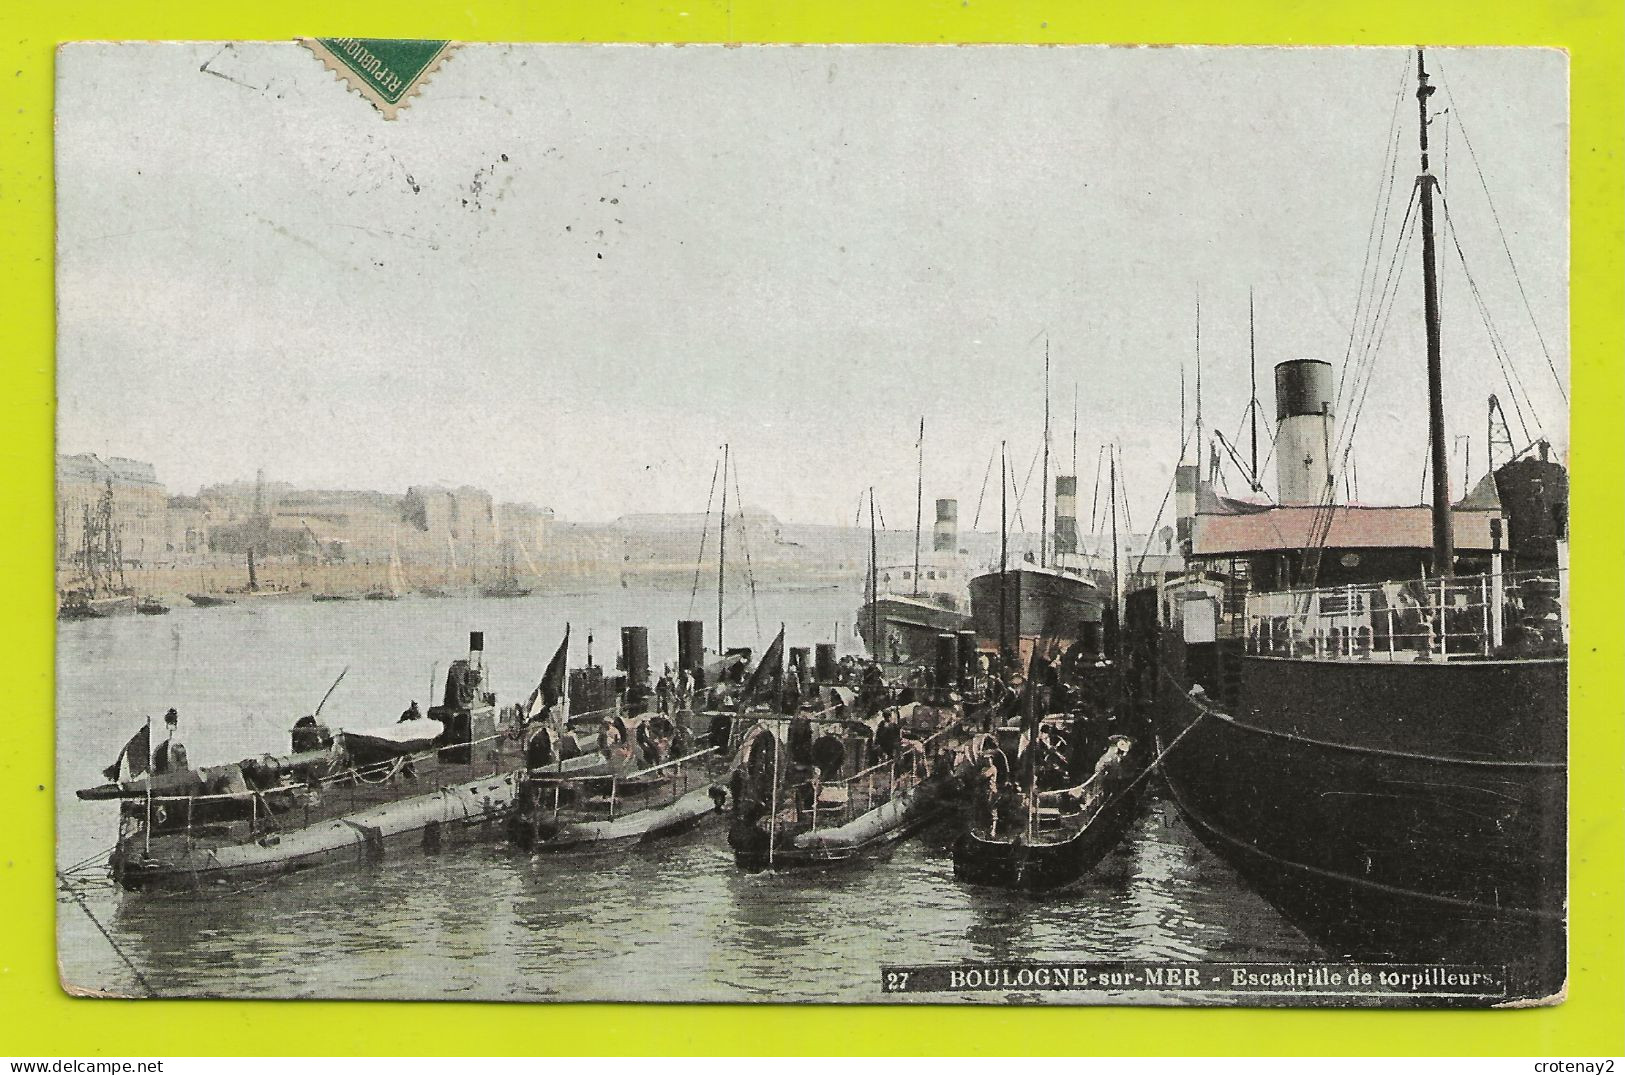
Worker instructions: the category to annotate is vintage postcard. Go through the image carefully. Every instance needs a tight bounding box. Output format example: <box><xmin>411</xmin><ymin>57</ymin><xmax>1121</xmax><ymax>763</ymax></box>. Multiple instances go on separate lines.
<box><xmin>54</xmin><ymin>42</ymin><xmax>1569</xmax><ymax>1007</ymax></box>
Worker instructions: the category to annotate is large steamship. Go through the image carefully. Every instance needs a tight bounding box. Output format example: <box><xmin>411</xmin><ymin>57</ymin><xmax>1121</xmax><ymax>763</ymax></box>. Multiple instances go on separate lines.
<box><xmin>968</xmin><ymin>473</ymin><xmax>1106</xmax><ymax>659</ymax></box>
<box><xmin>1129</xmin><ymin>52</ymin><xmax>1567</xmax><ymax>1001</ymax></box>
<box><xmin>857</xmin><ymin>498</ymin><xmax>973</xmax><ymax>662</ymax></box>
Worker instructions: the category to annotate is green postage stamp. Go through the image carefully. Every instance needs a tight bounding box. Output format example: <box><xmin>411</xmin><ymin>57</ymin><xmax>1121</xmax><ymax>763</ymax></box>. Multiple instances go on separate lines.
<box><xmin>300</xmin><ymin>37</ymin><xmax>456</xmax><ymax>118</ymax></box>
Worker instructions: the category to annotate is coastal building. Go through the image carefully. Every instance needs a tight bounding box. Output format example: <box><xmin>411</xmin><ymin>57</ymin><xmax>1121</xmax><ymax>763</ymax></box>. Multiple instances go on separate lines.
<box><xmin>56</xmin><ymin>453</ymin><xmax>169</xmax><ymax>567</ymax></box>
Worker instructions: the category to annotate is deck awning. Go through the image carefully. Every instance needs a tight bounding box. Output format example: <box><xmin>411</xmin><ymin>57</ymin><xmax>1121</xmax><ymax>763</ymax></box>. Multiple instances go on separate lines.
<box><xmin>1190</xmin><ymin>505</ymin><xmax>1504</xmax><ymax>556</ymax></box>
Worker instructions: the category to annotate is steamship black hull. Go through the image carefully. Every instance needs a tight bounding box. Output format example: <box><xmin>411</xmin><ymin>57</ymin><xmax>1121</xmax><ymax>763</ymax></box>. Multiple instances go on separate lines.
<box><xmin>1147</xmin><ymin>641</ymin><xmax>1566</xmax><ymax>1002</ymax></box>
<box><xmin>856</xmin><ymin>595</ymin><xmax>971</xmax><ymax>661</ymax></box>
<box><xmin>969</xmin><ymin>568</ymin><xmax>1103</xmax><ymax>649</ymax></box>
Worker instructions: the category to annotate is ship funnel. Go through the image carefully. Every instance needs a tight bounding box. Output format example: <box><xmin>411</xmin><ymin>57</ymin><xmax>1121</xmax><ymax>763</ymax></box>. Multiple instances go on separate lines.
<box><xmin>620</xmin><ymin>625</ymin><xmax>651</xmax><ymax>715</ymax></box>
<box><xmin>677</xmin><ymin>619</ymin><xmax>704</xmax><ymax>676</ymax></box>
<box><xmin>814</xmin><ymin>642</ymin><xmax>837</xmax><ymax>683</ymax></box>
<box><xmin>620</xmin><ymin>626</ymin><xmax>649</xmax><ymax>686</ymax></box>
<box><xmin>1174</xmin><ymin>464</ymin><xmax>1199</xmax><ymax>549</ymax></box>
<box><xmin>932</xmin><ymin>499</ymin><xmax>958</xmax><ymax>553</ymax></box>
<box><xmin>1274</xmin><ymin>359</ymin><xmax>1335</xmax><ymax>506</ymax></box>
<box><xmin>1053</xmin><ymin>476</ymin><xmax>1078</xmax><ymax>557</ymax></box>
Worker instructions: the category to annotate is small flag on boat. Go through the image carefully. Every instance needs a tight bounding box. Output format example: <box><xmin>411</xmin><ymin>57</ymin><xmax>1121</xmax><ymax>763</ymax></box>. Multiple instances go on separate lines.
<box><xmin>102</xmin><ymin>721</ymin><xmax>151</xmax><ymax>782</ymax></box>
<box><xmin>523</xmin><ymin>626</ymin><xmax>570</xmax><ymax>719</ymax></box>
<box><xmin>541</xmin><ymin>625</ymin><xmax>569</xmax><ymax>709</ymax></box>
<box><xmin>739</xmin><ymin>625</ymin><xmax>785</xmax><ymax>707</ymax></box>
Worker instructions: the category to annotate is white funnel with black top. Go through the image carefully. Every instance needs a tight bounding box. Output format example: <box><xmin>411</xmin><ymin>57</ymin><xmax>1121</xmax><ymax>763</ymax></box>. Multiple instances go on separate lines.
<box><xmin>932</xmin><ymin>499</ymin><xmax>958</xmax><ymax>553</ymax></box>
<box><xmin>1274</xmin><ymin>359</ymin><xmax>1335</xmax><ymax>506</ymax></box>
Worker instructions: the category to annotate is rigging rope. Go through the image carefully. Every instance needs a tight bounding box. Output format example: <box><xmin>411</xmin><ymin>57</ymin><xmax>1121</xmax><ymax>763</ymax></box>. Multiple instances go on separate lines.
<box><xmin>686</xmin><ymin>456</ymin><xmax>722</xmax><ymax>615</ymax></box>
<box><xmin>1088</xmin><ymin>443</ymin><xmax>1106</xmax><ymax>541</ymax></box>
<box><xmin>728</xmin><ymin>454</ymin><xmax>763</xmax><ymax>640</ymax></box>
<box><xmin>1437</xmin><ymin>189</ymin><xmax>1542</xmax><ymax>441</ymax></box>
<box><xmin>1011</xmin><ymin>444</ymin><xmax>1040</xmax><ymax>538</ymax></box>
<box><xmin>57</xmin><ymin>872</ymin><xmax>157</xmax><ymax>997</ymax></box>
<box><xmin>1436</xmin><ymin>59</ymin><xmax>1568</xmax><ymax>405</ymax></box>
<box><xmin>971</xmin><ymin>446</ymin><xmax>996</xmax><ymax>531</ymax></box>
<box><xmin>1115</xmin><ymin>444</ymin><xmax>1135</xmax><ymax>540</ymax></box>
<box><xmin>1305</xmin><ymin>179</ymin><xmax>1422</xmax><ymax>576</ymax></box>
<box><xmin>1134</xmin><ymin>423</ymin><xmax>1195</xmax><ymax>576</ymax></box>
<box><xmin>1333</xmin><ymin>52</ymin><xmax>1415</xmax><ymax>421</ymax></box>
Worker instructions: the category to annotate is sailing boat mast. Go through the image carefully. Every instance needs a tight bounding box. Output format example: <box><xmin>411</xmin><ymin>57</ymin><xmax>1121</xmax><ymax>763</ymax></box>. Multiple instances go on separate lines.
<box><xmin>913</xmin><ymin>417</ymin><xmax>924</xmax><ymax>597</ymax></box>
<box><xmin>868</xmin><ymin>487</ymin><xmax>880</xmax><ymax>659</ymax></box>
<box><xmin>1109</xmin><ymin>447</ymin><xmax>1121</xmax><ymax>658</ymax></box>
<box><xmin>1249</xmin><ymin>289</ymin><xmax>1262</xmax><ymax>492</ymax></box>
<box><xmin>1040</xmin><ymin>338</ymin><xmax>1051</xmax><ymax>569</ymax></box>
<box><xmin>1194</xmin><ymin>298</ymin><xmax>1204</xmax><ymax>475</ymax></box>
<box><xmin>998</xmin><ymin>442</ymin><xmax>1009</xmax><ymax>663</ymax></box>
<box><xmin>1416</xmin><ymin>48</ymin><xmax>1455</xmax><ymax>577</ymax></box>
<box><xmin>718</xmin><ymin>442</ymin><xmax>729</xmax><ymax>654</ymax></box>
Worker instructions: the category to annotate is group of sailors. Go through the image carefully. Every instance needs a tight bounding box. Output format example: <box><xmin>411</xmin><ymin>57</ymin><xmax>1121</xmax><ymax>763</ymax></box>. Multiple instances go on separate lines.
<box><xmin>651</xmin><ymin>664</ymin><xmax>699</xmax><ymax>716</ymax></box>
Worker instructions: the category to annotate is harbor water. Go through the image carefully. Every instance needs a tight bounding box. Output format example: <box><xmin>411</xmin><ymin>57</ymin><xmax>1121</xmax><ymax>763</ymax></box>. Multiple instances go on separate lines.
<box><xmin>56</xmin><ymin>585</ymin><xmax>1319</xmax><ymax>1003</ymax></box>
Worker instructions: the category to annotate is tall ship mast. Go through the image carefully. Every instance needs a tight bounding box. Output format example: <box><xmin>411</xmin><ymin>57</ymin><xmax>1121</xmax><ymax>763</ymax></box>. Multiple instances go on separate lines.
<box><xmin>58</xmin><ymin>477</ymin><xmax>136</xmax><ymax>620</ymax></box>
<box><xmin>1127</xmin><ymin>50</ymin><xmax>1567</xmax><ymax>1000</ymax></box>
<box><xmin>967</xmin><ymin>352</ymin><xmax>1104</xmax><ymax>664</ymax></box>
<box><xmin>855</xmin><ymin>419</ymin><xmax>975</xmax><ymax>663</ymax></box>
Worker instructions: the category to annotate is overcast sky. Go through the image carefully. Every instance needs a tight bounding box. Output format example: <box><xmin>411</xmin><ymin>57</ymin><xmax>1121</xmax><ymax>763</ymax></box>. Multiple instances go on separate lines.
<box><xmin>56</xmin><ymin>44</ymin><xmax>1567</xmax><ymax>529</ymax></box>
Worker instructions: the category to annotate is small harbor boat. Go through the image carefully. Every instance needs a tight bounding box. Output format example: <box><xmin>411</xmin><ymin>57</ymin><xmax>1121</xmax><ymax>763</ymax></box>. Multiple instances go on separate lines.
<box><xmin>726</xmin><ymin>629</ymin><xmax>978</xmax><ymax>871</ymax></box>
<box><xmin>950</xmin><ymin>650</ymin><xmax>1142</xmax><ymax>892</ymax></box>
<box><xmin>363</xmin><ymin>542</ymin><xmax>406</xmax><ymax>601</ymax></box>
<box><xmin>480</xmin><ymin>538</ymin><xmax>535</xmax><ymax>598</ymax></box>
<box><xmin>725</xmin><ymin>705</ymin><xmax>971</xmax><ymax>870</ymax></box>
<box><xmin>135</xmin><ymin>597</ymin><xmax>170</xmax><ymax>615</ymax></box>
<box><xmin>508</xmin><ymin>721</ymin><xmax>730</xmax><ymax>853</ymax></box>
<box><xmin>508</xmin><ymin>618</ymin><xmax>755</xmax><ymax>853</ymax></box>
<box><xmin>57</xmin><ymin>477</ymin><xmax>138</xmax><ymax>621</ymax></box>
<box><xmin>78</xmin><ymin>631</ymin><xmax>553</xmax><ymax>892</ymax></box>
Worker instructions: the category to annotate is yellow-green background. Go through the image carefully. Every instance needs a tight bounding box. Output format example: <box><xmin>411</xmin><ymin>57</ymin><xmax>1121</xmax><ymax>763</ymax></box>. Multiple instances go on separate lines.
<box><xmin>3</xmin><ymin>0</ymin><xmax>1620</xmax><ymax>1057</ymax></box>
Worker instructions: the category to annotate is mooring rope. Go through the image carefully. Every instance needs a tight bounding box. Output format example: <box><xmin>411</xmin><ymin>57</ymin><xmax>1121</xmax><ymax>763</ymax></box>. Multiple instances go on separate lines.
<box><xmin>56</xmin><ymin>871</ymin><xmax>156</xmax><ymax>997</ymax></box>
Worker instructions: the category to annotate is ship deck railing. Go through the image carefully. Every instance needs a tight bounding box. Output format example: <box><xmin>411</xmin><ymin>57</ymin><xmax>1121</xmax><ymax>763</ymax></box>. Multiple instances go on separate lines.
<box><xmin>1241</xmin><ymin>567</ymin><xmax>1566</xmax><ymax>663</ymax></box>
<box><xmin>122</xmin><ymin>725</ymin><xmax>528</xmax><ymax>849</ymax></box>
<box><xmin>524</xmin><ymin>746</ymin><xmax>721</xmax><ymax>823</ymax></box>
<box><xmin>772</xmin><ymin>717</ymin><xmax>968</xmax><ymax>834</ymax></box>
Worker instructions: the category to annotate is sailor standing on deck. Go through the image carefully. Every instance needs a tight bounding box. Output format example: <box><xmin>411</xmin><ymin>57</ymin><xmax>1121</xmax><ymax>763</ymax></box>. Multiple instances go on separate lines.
<box><xmin>676</xmin><ymin>666</ymin><xmax>696</xmax><ymax>712</ymax></box>
<box><xmin>655</xmin><ymin>666</ymin><xmax>675</xmax><ymax>715</ymax></box>
<box><xmin>151</xmin><ymin>708</ymin><xmax>187</xmax><ymax>774</ymax></box>
<box><xmin>972</xmin><ymin>755</ymin><xmax>1000</xmax><ymax>835</ymax></box>
<box><xmin>783</xmin><ymin>663</ymin><xmax>802</xmax><ymax>713</ymax></box>
<box><xmin>398</xmin><ymin>700</ymin><xmax>423</xmax><ymax>723</ymax></box>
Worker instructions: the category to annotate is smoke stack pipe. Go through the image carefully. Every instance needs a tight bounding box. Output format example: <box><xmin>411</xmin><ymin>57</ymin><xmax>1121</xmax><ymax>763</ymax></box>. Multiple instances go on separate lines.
<box><xmin>1174</xmin><ymin>465</ymin><xmax>1199</xmax><ymax>550</ymax></box>
<box><xmin>934</xmin><ymin>633</ymin><xmax>958</xmax><ymax>693</ymax></box>
<box><xmin>956</xmin><ymin>629</ymin><xmax>978</xmax><ymax>688</ymax></box>
<box><xmin>932</xmin><ymin>499</ymin><xmax>958</xmax><ymax>554</ymax></box>
<box><xmin>1053</xmin><ymin>476</ymin><xmax>1078</xmax><ymax>557</ymax></box>
<box><xmin>620</xmin><ymin>626</ymin><xmax>649</xmax><ymax>687</ymax></box>
<box><xmin>1274</xmin><ymin>359</ymin><xmax>1336</xmax><ymax>506</ymax></box>
<box><xmin>814</xmin><ymin>642</ymin><xmax>837</xmax><ymax>684</ymax></box>
<box><xmin>677</xmin><ymin>620</ymin><xmax>704</xmax><ymax>676</ymax></box>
